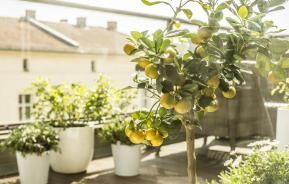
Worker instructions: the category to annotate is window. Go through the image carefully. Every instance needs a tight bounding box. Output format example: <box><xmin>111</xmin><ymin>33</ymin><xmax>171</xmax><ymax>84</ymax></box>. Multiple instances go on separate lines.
<box><xmin>91</xmin><ymin>60</ymin><xmax>96</xmax><ymax>73</ymax></box>
<box><xmin>18</xmin><ymin>94</ymin><xmax>32</xmax><ymax>121</ymax></box>
<box><xmin>23</xmin><ymin>58</ymin><xmax>29</xmax><ymax>72</ymax></box>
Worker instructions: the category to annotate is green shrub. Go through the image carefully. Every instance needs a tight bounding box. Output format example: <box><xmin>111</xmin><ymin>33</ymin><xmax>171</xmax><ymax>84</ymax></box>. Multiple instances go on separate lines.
<box><xmin>210</xmin><ymin>142</ymin><xmax>289</xmax><ymax>184</ymax></box>
<box><xmin>0</xmin><ymin>123</ymin><xmax>59</xmax><ymax>156</ymax></box>
<box><xmin>99</xmin><ymin>118</ymin><xmax>132</xmax><ymax>145</ymax></box>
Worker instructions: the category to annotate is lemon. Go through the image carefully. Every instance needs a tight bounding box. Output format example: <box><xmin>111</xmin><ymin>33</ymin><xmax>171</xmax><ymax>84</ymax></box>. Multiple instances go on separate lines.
<box><xmin>164</xmin><ymin>47</ymin><xmax>177</xmax><ymax>63</ymax></box>
<box><xmin>196</xmin><ymin>46</ymin><xmax>207</xmax><ymax>58</ymax></box>
<box><xmin>150</xmin><ymin>134</ymin><xmax>164</xmax><ymax>147</ymax></box>
<box><xmin>268</xmin><ymin>71</ymin><xmax>280</xmax><ymax>84</ymax></box>
<box><xmin>238</xmin><ymin>5</ymin><xmax>249</xmax><ymax>19</ymax></box>
<box><xmin>145</xmin><ymin>64</ymin><xmax>159</xmax><ymax>79</ymax></box>
<box><xmin>123</xmin><ymin>42</ymin><xmax>136</xmax><ymax>55</ymax></box>
<box><xmin>205</xmin><ymin>100</ymin><xmax>218</xmax><ymax>113</ymax></box>
<box><xmin>198</xmin><ymin>27</ymin><xmax>213</xmax><ymax>40</ymax></box>
<box><xmin>145</xmin><ymin>129</ymin><xmax>157</xmax><ymax>141</ymax></box>
<box><xmin>160</xmin><ymin>93</ymin><xmax>175</xmax><ymax>109</ymax></box>
<box><xmin>207</xmin><ymin>75</ymin><xmax>220</xmax><ymax>88</ymax></box>
<box><xmin>137</xmin><ymin>58</ymin><xmax>151</xmax><ymax>69</ymax></box>
<box><xmin>191</xmin><ymin>33</ymin><xmax>203</xmax><ymax>45</ymax></box>
<box><xmin>125</xmin><ymin>126</ymin><xmax>133</xmax><ymax>137</ymax></box>
<box><xmin>174</xmin><ymin>99</ymin><xmax>192</xmax><ymax>114</ymax></box>
<box><xmin>222</xmin><ymin>86</ymin><xmax>236</xmax><ymax>99</ymax></box>
<box><xmin>129</xmin><ymin>131</ymin><xmax>145</xmax><ymax>144</ymax></box>
<box><xmin>174</xmin><ymin>20</ymin><xmax>181</xmax><ymax>28</ymax></box>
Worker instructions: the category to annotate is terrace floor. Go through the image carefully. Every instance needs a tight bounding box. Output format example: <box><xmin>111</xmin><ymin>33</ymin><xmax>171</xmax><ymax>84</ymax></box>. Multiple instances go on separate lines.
<box><xmin>0</xmin><ymin>138</ymin><xmax>226</xmax><ymax>184</ymax></box>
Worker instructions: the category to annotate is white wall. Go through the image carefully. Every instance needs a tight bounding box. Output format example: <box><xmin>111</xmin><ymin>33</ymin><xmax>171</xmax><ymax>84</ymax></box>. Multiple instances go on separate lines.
<box><xmin>0</xmin><ymin>51</ymin><xmax>137</xmax><ymax>123</ymax></box>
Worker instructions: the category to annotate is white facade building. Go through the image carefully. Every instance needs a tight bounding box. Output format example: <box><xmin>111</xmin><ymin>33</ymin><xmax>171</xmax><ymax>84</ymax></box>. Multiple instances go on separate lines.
<box><xmin>0</xmin><ymin>10</ymin><xmax>137</xmax><ymax>124</ymax></box>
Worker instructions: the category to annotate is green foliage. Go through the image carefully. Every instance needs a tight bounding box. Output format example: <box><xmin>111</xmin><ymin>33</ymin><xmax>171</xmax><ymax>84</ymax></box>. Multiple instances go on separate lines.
<box><xmin>124</xmin><ymin>0</ymin><xmax>289</xmax><ymax>138</ymax></box>
<box><xmin>28</xmin><ymin>75</ymin><xmax>119</xmax><ymax>127</ymax></box>
<box><xmin>29</xmin><ymin>78</ymin><xmax>88</xmax><ymax>127</ymax></box>
<box><xmin>210</xmin><ymin>147</ymin><xmax>289</xmax><ymax>184</ymax></box>
<box><xmin>0</xmin><ymin>123</ymin><xmax>59</xmax><ymax>156</ymax></box>
<box><xmin>98</xmin><ymin>117</ymin><xmax>133</xmax><ymax>145</ymax></box>
<box><xmin>271</xmin><ymin>78</ymin><xmax>289</xmax><ymax>103</ymax></box>
<box><xmin>83</xmin><ymin>75</ymin><xmax>114</xmax><ymax>122</ymax></box>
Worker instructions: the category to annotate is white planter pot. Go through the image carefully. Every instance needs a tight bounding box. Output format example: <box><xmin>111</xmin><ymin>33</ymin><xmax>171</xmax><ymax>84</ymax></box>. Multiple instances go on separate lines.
<box><xmin>16</xmin><ymin>151</ymin><xmax>50</xmax><ymax>184</ymax></box>
<box><xmin>111</xmin><ymin>143</ymin><xmax>141</xmax><ymax>176</ymax></box>
<box><xmin>50</xmin><ymin>126</ymin><xmax>94</xmax><ymax>174</ymax></box>
<box><xmin>276</xmin><ymin>108</ymin><xmax>289</xmax><ymax>150</ymax></box>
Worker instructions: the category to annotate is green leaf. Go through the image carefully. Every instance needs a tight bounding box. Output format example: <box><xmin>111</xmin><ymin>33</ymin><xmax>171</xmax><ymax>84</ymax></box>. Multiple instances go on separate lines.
<box><xmin>165</xmin><ymin>65</ymin><xmax>180</xmax><ymax>83</ymax></box>
<box><xmin>140</xmin><ymin>37</ymin><xmax>154</xmax><ymax>49</ymax></box>
<box><xmin>153</xmin><ymin>29</ymin><xmax>163</xmax><ymax>41</ymax></box>
<box><xmin>182</xmin><ymin>9</ymin><xmax>193</xmax><ymax>19</ymax></box>
<box><xmin>159</xmin><ymin>39</ymin><xmax>171</xmax><ymax>52</ymax></box>
<box><xmin>131</xmin><ymin>31</ymin><xmax>143</xmax><ymax>40</ymax></box>
<box><xmin>280</xmin><ymin>57</ymin><xmax>289</xmax><ymax>69</ymax></box>
<box><xmin>256</xmin><ymin>52</ymin><xmax>271</xmax><ymax>75</ymax></box>
<box><xmin>141</xmin><ymin>0</ymin><xmax>169</xmax><ymax>6</ymax></box>
<box><xmin>268</xmin><ymin>6</ymin><xmax>285</xmax><ymax>13</ymax></box>
<box><xmin>190</xmin><ymin>19</ymin><xmax>207</xmax><ymax>27</ymax></box>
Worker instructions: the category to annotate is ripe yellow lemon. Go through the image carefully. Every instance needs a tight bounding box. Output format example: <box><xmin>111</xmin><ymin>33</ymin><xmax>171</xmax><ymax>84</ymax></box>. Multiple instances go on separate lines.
<box><xmin>145</xmin><ymin>64</ymin><xmax>159</xmax><ymax>79</ymax></box>
<box><xmin>174</xmin><ymin>20</ymin><xmax>181</xmax><ymax>28</ymax></box>
<box><xmin>137</xmin><ymin>58</ymin><xmax>151</xmax><ymax>69</ymax></box>
<box><xmin>174</xmin><ymin>99</ymin><xmax>192</xmax><ymax>114</ymax></box>
<box><xmin>191</xmin><ymin>33</ymin><xmax>203</xmax><ymax>45</ymax></box>
<box><xmin>129</xmin><ymin>131</ymin><xmax>145</xmax><ymax>144</ymax></box>
<box><xmin>145</xmin><ymin>129</ymin><xmax>157</xmax><ymax>141</ymax></box>
<box><xmin>164</xmin><ymin>47</ymin><xmax>177</xmax><ymax>63</ymax></box>
<box><xmin>205</xmin><ymin>100</ymin><xmax>218</xmax><ymax>113</ymax></box>
<box><xmin>196</xmin><ymin>46</ymin><xmax>207</xmax><ymax>58</ymax></box>
<box><xmin>160</xmin><ymin>93</ymin><xmax>175</xmax><ymax>109</ymax></box>
<box><xmin>207</xmin><ymin>75</ymin><xmax>220</xmax><ymax>88</ymax></box>
<box><xmin>125</xmin><ymin>126</ymin><xmax>133</xmax><ymax>137</ymax></box>
<box><xmin>151</xmin><ymin>134</ymin><xmax>164</xmax><ymax>147</ymax></box>
<box><xmin>238</xmin><ymin>5</ymin><xmax>249</xmax><ymax>19</ymax></box>
<box><xmin>123</xmin><ymin>42</ymin><xmax>136</xmax><ymax>55</ymax></box>
<box><xmin>198</xmin><ymin>27</ymin><xmax>213</xmax><ymax>40</ymax></box>
<box><xmin>222</xmin><ymin>86</ymin><xmax>236</xmax><ymax>99</ymax></box>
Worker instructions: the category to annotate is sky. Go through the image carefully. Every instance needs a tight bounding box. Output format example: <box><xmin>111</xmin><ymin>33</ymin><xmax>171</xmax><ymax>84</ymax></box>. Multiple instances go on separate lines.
<box><xmin>0</xmin><ymin>0</ymin><xmax>289</xmax><ymax>34</ymax></box>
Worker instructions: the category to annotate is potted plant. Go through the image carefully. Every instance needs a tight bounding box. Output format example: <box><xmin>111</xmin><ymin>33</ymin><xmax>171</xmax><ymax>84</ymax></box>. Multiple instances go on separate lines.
<box><xmin>99</xmin><ymin>117</ymin><xmax>142</xmax><ymax>176</ymax></box>
<box><xmin>0</xmin><ymin>123</ymin><xmax>59</xmax><ymax>184</ymax></box>
<box><xmin>29</xmin><ymin>79</ymin><xmax>97</xmax><ymax>174</ymax></box>
<box><xmin>123</xmin><ymin>0</ymin><xmax>289</xmax><ymax>183</ymax></box>
<box><xmin>272</xmin><ymin>79</ymin><xmax>289</xmax><ymax>149</ymax></box>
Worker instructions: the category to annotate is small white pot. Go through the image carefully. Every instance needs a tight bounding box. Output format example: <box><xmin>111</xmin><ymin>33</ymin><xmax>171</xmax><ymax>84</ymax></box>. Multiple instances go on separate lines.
<box><xmin>16</xmin><ymin>151</ymin><xmax>50</xmax><ymax>184</ymax></box>
<box><xmin>276</xmin><ymin>108</ymin><xmax>289</xmax><ymax>150</ymax></box>
<box><xmin>50</xmin><ymin>126</ymin><xmax>94</xmax><ymax>174</ymax></box>
<box><xmin>111</xmin><ymin>142</ymin><xmax>141</xmax><ymax>176</ymax></box>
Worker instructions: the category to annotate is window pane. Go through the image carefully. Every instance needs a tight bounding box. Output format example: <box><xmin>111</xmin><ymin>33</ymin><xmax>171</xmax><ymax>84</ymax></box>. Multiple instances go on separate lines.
<box><xmin>18</xmin><ymin>95</ymin><xmax>22</xmax><ymax>104</ymax></box>
<box><xmin>25</xmin><ymin>106</ymin><xmax>31</xmax><ymax>119</ymax></box>
<box><xmin>25</xmin><ymin>94</ymin><xmax>30</xmax><ymax>103</ymax></box>
<box><xmin>19</xmin><ymin>107</ymin><xmax>22</xmax><ymax>121</ymax></box>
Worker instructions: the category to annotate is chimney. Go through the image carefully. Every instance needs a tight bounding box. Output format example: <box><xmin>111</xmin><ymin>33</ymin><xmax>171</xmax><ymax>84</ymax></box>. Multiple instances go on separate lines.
<box><xmin>76</xmin><ymin>17</ymin><xmax>86</xmax><ymax>28</ymax></box>
<box><xmin>60</xmin><ymin>19</ymin><xmax>68</xmax><ymax>23</ymax></box>
<box><xmin>107</xmin><ymin>21</ymin><xmax>117</xmax><ymax>31</ymax></box>
<box><xmin>25</xmin><ymin>10</ymin><xmax>36</xmax><ymax>19</ymax></box>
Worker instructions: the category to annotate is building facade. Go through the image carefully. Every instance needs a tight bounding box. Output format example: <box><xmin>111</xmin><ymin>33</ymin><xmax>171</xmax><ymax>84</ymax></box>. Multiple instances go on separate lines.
<box><xmin>0</xmin><ymin>10</ymin><xmax>137</xmax><ymax>124</ymax></box>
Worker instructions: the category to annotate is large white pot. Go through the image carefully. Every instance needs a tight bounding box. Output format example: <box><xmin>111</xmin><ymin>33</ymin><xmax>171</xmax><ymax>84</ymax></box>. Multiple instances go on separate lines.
<box><xmin>276</xmin><ymin>108</ymin><xmax>289</xmax><ymax>150</ymax></box>
<box><xmin>50</xmin><ymin>126</ymin><xmax>94</xmax><ymax>174</ymax></box>
<box><xmin>16</xmin><ymin>151</ymin><xmax>50</xmax><ymax>184</ymax></box>
<box><xmin>111</xmin><ymin>142</ymin><xmax>141</xmax><ymax>176</ymax></box>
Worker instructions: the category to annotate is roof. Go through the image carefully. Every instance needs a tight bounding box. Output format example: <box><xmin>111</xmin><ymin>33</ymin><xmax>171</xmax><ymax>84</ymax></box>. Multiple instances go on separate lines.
<box><xmin>0</xmin><ymin>17</ymin><xmax>128</xmax><ymax>55</ymax></box>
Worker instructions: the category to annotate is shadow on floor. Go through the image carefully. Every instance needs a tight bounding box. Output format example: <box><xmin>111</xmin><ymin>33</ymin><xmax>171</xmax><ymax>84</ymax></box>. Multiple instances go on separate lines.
<box><xmin>1</xmin><ymin>150</ymin><xmax>225</xmax><ymax>184</ymax></box>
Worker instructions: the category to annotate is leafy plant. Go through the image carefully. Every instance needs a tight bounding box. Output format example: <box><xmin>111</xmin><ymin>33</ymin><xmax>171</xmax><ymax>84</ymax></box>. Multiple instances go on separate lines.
<box><xmin>210</xmin><ymin>141</ymin><xmax>289</xmax><ymax>184</ymax></box>
<box><xmin>99</xmin><ymin>117</ymin><xmax>133</xmax><ymax>145</ymax></box>
<box><xmin>83</xmin><ymin>75</ymin><xmax>114</xmax><ymax>122</ymax></box>
<box><xmin>123</xmin><ymin>0</ymin><xmax>289</xmax><ymax>183</ymax></box>
<box><xmin>29</xmin><ymin>78</ymin><xmax>87</xmax><ymax>127</ymax></box>
<box><xmin>271</xmin><ymin>78</ymin><xmax>289</xmax><ymax>104</ymax></box>
<box><xmin>0</xmin><ymin>123</ymin><xmax>59</xmax><ymax>156</ymax></box>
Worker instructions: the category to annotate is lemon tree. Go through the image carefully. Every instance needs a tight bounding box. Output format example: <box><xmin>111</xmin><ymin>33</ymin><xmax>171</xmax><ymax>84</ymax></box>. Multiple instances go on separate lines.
<box><xmin>123</xmin><ymin>0</ymin><xmax>289</xmax><ymax>184</ymax></box>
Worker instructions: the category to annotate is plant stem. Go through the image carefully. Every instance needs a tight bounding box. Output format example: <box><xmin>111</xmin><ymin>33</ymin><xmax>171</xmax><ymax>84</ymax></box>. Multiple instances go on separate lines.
<box><xmin>183</xmin><ymin>113</ymin><xmax>197</xmax><ymax>184</ymax></box>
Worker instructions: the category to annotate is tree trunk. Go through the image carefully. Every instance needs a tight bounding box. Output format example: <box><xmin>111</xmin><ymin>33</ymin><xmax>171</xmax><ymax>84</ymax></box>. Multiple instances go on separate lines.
<box><xmin>183</xmin><ymin>114</ymin><xmax>197</xmax><ymax>184</ymax></box>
